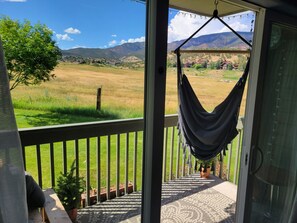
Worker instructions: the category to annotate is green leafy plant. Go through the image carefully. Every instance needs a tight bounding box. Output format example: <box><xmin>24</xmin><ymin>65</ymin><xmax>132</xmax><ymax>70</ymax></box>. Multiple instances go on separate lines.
<box><xmin>195</xmin><ymin>157</ymin><xmax>216</xmax><ymax>173</ymax></box>
<box><xmin>55</xmin><ymin>160</ymin><xmax>85</xmax><ymax>211</ymax></box>
<box><xmin>0</xmin><ymin>16</ymin><xmax>61</xmax><ymax>90</ymax></box>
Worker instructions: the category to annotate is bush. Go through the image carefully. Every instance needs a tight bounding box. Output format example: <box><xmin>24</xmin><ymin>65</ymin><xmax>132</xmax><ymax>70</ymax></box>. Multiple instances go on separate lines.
<box><xmin>215</xmin><ymin>60</ymin><xmax>222</xmax><ymax>70</ymax></box>
<box><xmin>193</xmin><ymin>64</ymin><xmax>203</xmax><ymax>70</ymax></box>
<box><xmin>227</xmin><ymin>63</ymin><xmax>233</xmax><ymax>70</ymax></box>
<box><xmin>209</xmin><ymin>62</ymin><xmax>216</xmax><ymax>69</ymax></box>
<box><xmin>55</xmin><ymin>160</ymin><xmax>85</xmax><ymax>211</ymax></box>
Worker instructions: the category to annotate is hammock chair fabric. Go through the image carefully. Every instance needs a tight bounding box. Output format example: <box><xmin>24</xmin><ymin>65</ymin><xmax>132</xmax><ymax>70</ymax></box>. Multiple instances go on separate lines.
<box><xmin>177</xmin><ymin>51</ymin><xmax>250</xmax><ymax>160</ymax></box>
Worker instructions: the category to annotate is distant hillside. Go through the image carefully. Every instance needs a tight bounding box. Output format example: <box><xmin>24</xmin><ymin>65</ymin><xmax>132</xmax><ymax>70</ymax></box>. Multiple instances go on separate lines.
<box><xmin>61</xmin><ymin>32</ymin><xmax>253</xmax><ymax>61</ymax></box>
<box><xmin>167</xmin><ymin>32</ymin><xmax>253</xmax><ymax>51</ymax></box>
<box><xmin>62</xmin><ymin>42</ymin><xmax>145</xmax><ymax>61</ymax></box>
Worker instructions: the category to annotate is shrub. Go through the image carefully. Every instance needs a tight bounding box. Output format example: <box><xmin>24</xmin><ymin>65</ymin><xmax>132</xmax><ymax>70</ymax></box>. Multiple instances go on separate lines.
<box><xmin>193</xmin><ymin>64</ymin><xmax>203</xmax><ymax>70</ymax></box>
<box><xmin>55</xmin><ymin>160</ymin><xmax>85</xmax><ymax>211</ymax></box>
<box><xmin>227</xmin><ymin>63</ymin><xmax>233</xmax><ymax>70</ymax></box>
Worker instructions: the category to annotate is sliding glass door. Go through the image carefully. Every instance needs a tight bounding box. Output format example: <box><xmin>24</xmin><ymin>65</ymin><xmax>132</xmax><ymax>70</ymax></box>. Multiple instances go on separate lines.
<box><xmin>243</xmin><ymin>10</ymin><xmax>297</xmax><ymax>223</ymax></box>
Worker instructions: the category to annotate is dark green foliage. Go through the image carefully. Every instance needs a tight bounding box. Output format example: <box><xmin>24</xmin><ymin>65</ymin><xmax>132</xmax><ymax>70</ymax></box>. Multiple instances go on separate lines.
<box><xmin>227</xmin><ymin>63</ymin><xmax>233</xmax><ymax>70</ymax></box>
<box><xmin>55</xmin><ymin>160</ymin><xmax>85</xmax><ymax>211</ymax></box>
<box><xmin>237</xmin><ymin>56</ymin><xmax>247</xmax><ymax>70</ymax></box>
<box><xmin>196</xmin><ymin>157</ymin><xmax>217</xmax><ymax>172</ymax></box>
<box><xmin>193</xmin><ymin>64</ymin><xmax>203</xmax><ymax>70</ymax></box>
<box><xmin>167</xmin><ymin>60</ymin><xmax>176</xmax><ymax>68</ymax></box>
<box><xmin>209</xmin><ymin>61</ymin><xmax>216</xmax><ymax>69</ymax></box>
<box><xmin>201</xmin><ymin>61</ymin><xmax>208</xmax><ymax>68</ymax></box>
<box><xmin>0</xmin><ymin>16</ymin><xmax>61</xmax><ymax>90</ymax></box>
<box><xmin>215</xmin><ymin>60</ymin><xmax>222</xmax><ymax>70</ymax></box>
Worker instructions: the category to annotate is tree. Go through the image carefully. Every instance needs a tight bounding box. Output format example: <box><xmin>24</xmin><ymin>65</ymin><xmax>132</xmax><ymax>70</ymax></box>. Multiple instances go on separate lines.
<box><xmin>0</xmin><ymin>16</ymin><xmax>61</xmax><ymax>90</ymax></box>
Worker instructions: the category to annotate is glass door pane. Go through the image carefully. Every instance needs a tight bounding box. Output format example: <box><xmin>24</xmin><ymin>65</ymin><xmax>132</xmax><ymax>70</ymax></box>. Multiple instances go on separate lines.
<box><xmin>248</xmin><ymin>22</ymin><xmax>297</xmax><ymax>222</ymax></box>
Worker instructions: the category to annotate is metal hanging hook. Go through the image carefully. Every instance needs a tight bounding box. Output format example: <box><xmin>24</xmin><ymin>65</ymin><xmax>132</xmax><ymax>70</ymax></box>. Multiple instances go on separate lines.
<box><xmin>213</xmin><ymin>0</ymin><xmax>219</xmax><ymax>17</ymax></box>
<box><xmin>214</xmin><ymin>0</ymin><xmax>219</xmax><ymax>10</ymax></box>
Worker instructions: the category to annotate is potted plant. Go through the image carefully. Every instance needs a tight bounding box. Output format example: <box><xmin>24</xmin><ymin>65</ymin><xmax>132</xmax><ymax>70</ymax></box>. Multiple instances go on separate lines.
<box><xmin>55</xmin><ymin>160</ymin><xmax>85</xmax><ymax>222</ymax></box>
<box><xmin>195</xmin><ymin>157</ymin><xmax>216</xmax><ymax>178</ymax></box>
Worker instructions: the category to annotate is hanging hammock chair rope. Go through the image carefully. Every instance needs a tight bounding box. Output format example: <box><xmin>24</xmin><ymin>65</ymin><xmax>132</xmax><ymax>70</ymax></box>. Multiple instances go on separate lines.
<box><xmin>175</xmin><ymin>6</ymin><xmax>252</xmax><ymax>161</ymax></box>
<box><xmin>174</xmin><ymin>8</ymin><xmax>252</xmax><ymax>54</ymax></box>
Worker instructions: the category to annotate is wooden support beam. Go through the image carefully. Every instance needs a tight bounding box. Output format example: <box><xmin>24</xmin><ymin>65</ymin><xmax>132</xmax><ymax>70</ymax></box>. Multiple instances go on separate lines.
<box><xmin>173</xmin><ymin>49</ymin><xmax>251</xmax><ymax>54</ymax></box>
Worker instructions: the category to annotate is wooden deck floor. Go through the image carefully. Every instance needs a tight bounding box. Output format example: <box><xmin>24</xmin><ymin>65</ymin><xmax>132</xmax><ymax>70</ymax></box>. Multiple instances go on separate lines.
<box><xmin>77</xmin><ymin>173</ymin><xmax>237</xmax><ymax>223</ymax></box>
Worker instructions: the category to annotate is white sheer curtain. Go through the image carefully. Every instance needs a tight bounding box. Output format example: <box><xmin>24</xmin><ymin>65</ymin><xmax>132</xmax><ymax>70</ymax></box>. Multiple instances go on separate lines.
<box><xmin>0</xmin><ymin>38</ymin><xmax>28</xmax><ymax>222</ymax></box>
<box><xmin>252</xmin><ymin>24</ymin><xmax>297</xmax><ymax>223</ymax></box>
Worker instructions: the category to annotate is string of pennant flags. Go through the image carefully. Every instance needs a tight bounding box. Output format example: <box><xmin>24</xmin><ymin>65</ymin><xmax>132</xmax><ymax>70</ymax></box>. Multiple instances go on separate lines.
<box><xmin>131</xmin><ymin>0</ymin><xmax>255</xmax><ymax>32</ymax></box>
<box><xmin>171</xmin><ymin>10</ymin><xmax>255</xmax><ymax>33</ymax></box>
<box><xmin>172</xmin><ymin>10</ymin><xmax>255</xmax><ymax>32</ymax></box>
<box><xmin>172</xmin><ymin>9</ymin><xmax>254</xmax><ymax>19</ymax></box>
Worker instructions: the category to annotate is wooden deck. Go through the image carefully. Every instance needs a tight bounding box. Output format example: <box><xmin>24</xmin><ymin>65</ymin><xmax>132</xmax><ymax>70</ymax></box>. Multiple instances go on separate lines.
<box><xmin>28</xmin><ymin>188</ymin><xmax>72</xmax><ymax>223</ymax></box>
<box><xmin>77</xmin><ymin>173</ymin><xmax>237</xmax><ymax>223</ymax></box>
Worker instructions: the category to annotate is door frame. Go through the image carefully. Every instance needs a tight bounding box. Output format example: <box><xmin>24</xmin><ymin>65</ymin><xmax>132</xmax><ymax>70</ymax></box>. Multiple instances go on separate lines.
<box><xmin>235</xmin><ymin>7</ymin><xmax>266</xmax><ymax>222</ymax></box>
<box><xmin>236</xmin><ymin>8</ymin><xmax>297</xmax><ymax>222</ymax></box>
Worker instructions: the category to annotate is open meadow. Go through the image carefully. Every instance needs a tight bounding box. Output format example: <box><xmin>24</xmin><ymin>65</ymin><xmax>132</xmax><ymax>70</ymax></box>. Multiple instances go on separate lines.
<box><xmin>11</xmin><ymin>62</ymin><xmax>247</xmax><ymax>128</ymax></box>
<box><xmin>12</xmin><ymin>62</ymin><xmax>247</xmax><ymax>188</ymax></box>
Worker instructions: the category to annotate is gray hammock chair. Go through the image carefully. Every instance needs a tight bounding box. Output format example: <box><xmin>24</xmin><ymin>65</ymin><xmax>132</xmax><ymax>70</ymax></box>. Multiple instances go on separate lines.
<box><xmin>175</xmin><ymin>9</ymin><xmax>252</xmax><ymax>161</ymax></box>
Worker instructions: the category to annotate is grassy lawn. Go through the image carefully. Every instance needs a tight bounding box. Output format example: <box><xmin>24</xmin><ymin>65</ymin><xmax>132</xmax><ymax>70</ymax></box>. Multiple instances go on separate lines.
<box><xmin>12</xmin><ymin>63</ymin><xmax>247</xmax><ymax>189</ymax></box>
<box><xmin>12</xmin><ymin>63</ymin><xmax>246</xmax><ymax>128</ymax></box>
<box><xmin>14</xmin><ymin>108</ymin><xmax>120</xmax><ymax>128</ymax></box>
<box><xmin>24</xmin><ymin>133</ymin><xmax>145</xmax><ymax>190</ymax></box>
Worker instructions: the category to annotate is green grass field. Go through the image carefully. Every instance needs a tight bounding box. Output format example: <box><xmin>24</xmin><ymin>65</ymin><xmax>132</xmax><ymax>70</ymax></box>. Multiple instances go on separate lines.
<box><xmin>11</xmin><ymin>63</ymin><xmax>246</xmax><ymax>189</ymax></box>
<box><xmin>11</xmin><ymin>63</ymin><xmax>246</xmax><ymax>128</ymax></box>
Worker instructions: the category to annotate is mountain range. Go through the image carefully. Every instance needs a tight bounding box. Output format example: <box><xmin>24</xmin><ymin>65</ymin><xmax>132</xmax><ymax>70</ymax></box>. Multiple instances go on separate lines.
<box><xmin>61</xmin><ymin>32</ymin><xmax>253</xmax><ymax>61</ymax></box>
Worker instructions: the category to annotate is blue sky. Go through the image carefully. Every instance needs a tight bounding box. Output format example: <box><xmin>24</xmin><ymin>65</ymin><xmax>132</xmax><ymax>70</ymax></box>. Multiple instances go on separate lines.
<box><xmin>0</xmin><ymin>0</ymin><xmax>254</xmax><ymax>50</ymax></box>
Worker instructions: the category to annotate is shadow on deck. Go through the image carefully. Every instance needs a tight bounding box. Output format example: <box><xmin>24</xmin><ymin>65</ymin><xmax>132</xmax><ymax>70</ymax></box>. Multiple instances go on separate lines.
<box><xmin>77</xmin><ymin>173</ymin><xmax>237</xmax><ymax>223</ymax></box>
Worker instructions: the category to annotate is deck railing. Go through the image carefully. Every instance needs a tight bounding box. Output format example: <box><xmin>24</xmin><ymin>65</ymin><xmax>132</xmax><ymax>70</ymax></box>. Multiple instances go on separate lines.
<box><xmin>19</xmin><ymin>114</ymin><xmax>243</xmax><ymax>206</ymax></box>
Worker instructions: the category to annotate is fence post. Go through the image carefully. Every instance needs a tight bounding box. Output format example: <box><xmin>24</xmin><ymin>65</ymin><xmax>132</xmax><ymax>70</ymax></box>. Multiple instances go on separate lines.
<box><xmin>96</xmin><ymin>86</ymin><xmax>102</xmax><ymax>111</ymax></box>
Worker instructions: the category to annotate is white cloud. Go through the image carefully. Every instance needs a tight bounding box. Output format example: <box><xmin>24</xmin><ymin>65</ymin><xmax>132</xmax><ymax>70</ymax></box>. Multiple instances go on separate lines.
<box><xmin>56</xmin><ymin>33</ymin><xmax>73</xmax><ymax>41</ymax></box>
<box><xmin>111</xmin><ymin>34</ymin><xmax>117</xmax><ymax>37</ymax></box>
<box><xmin>71</xmin><ymin>45</ymin><xmax>87</xmax><ymax>49</ymax></box>
<box><xmin>108</xmin><ymin>40</ymin><xmax>117</xmax><ymax>47</ymax></box>
<box><xmin>167</xmin><ymin>11</ymin><xmax>253</xmax><ymax>43</ymax></box>
<box><xmin>120</xmin><ymin>36</ymin><xmax>145</xmax><ymax>44</ymax></box>
<box><xmin>168</xmin><ymin>12</ymin><xmax>208</xmax><ymax>43</ymax></box>
<box><xmin>219</xmin><ymin>21</ymin><xmax>249</xmax><ymax>32</ymax></box>
<box><xmin>64</xmin><ymin>27</ymin><xmax>81</xmax><ymax>34</ymax></box>
<box><xmin>61</xmin><ymin>45</ymin><xmax>87</xmax><ymax>50</ymax></box>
